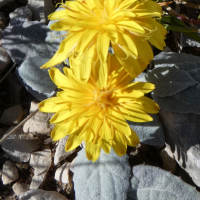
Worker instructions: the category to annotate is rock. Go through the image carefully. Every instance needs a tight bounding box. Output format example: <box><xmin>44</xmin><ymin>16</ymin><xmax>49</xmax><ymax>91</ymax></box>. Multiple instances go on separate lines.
<box><xmin>12</xmin><ymin>182</ymin><xmax>29</xmax><ymax>195</ymax></box>
<box><xmin>9</xmin><ymin>7</ymin><xmax>32</xmax><ymax>26</ymax></box>
<box><xmin>29</xmin><ymin>149</ymin><xmax>51</xmax><ymax>189</ymax></box>
<box><xmin>54</xmin><ymin>136</ymin><xmax>76</xmax><ymax>165</ymax></box>
<box><xmin>2</xmin><ymin>21</ymin><xmax>50</xmax><ymax>65</ymax></box>
<box><xmin>160</xmin><ymin>144</ymin><xmax>177</xmax><ymax>173</ymax></box>
<box><xmin>0</xmin><ymin>0</ymin><xmax>14</xmax><ymax>8</ymax></box>
<box><xmin>1</xmin><ymin>127</ymin><xmax>40</xmax><ymax>162</ymax></box>
<box><xmin>0</xmin><ymin>104</ymin><xmax>23</xmax><ymax>126</ymax></box>
<box><xmin>45</xmin><ymin>7</ymin><xmax>67</xmax><ymax>53</ymax></box>
<box><xmin>69</xmin><ymin>157</ymin><xmax>76</xmax><ymax>173</ymax></box>
<box><xmin>16</xmin><ymin>53</ymin><xmax>64</xmax><ymax>101</ymax></box>
<box><xmin>2</xmin><ymin>160</ymin><xmax>19</xmax><ymax>185</ymax></box>
<box><xmin>27</xmin><ymin>0</ymin><xmax>55</xmax><ymax>24</ymax></box>
<box><xmin>55</xmin><ymin>163</ymin><xmax>70</xmax><ymax>184</ymax></box>
<box><xmin>23</xmin><ymin>101</ymin><xmax>54</xmax><ymax>135</ymax></box>
<box><xmin>3</xmin><ymin>70</ymin><xmax>25</xmax><ymax>104</ymax></box>
<box><xmin>159</xmin><ymin>110</ymin><xmax>200</xmax><ymax>187</ymax></box>
<box><xmin>128</xmin><ymin>114</ymin><xmax>165</xmax><ymax>147</ymax></box>
<box><xmin>0</xmin><ymin>46</ymin><xmax>12</xmax><ymax>74</ymax></box>
<box><xmin>30</xmin><ymin>174</ymin><xmax>46</xmax><ymax>189</ymax></box>
<box><xmin>19</xmin><ymin>189</ymin><xmax>69</xmax><ymax>200</ymax></box>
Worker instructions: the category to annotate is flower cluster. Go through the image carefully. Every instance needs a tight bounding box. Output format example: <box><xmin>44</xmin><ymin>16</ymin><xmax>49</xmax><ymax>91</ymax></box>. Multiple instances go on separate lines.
<box><xmin>39</xmin><ymin>0</ymin><xmax>166</xmax><ymax>161</ymax></box>
<box><xmin>41</xmin><ymin>0</ymin><xmax>166</xmax><ymax>81</ymax></box>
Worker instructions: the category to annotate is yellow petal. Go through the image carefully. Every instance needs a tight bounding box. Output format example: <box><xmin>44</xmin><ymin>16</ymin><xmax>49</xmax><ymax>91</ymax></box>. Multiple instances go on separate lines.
<box><xmin>39</xmin><ymin>97</ymin><xmax>66</xmax><ymax>113</ymax></box>
<box><xmin>118</xmin><ymin>0</ymin><xmax>138</xmax><ymax>10</ymax></box>
<box><xmin>50</xmin><ymin>107</ymin><xmax>84</xmax><ymax>123</ymax></box>
<box><xmin>117</xmin><ymin>20</ymin><xmax>145</xmax><ymax>34</ymax></box>
<box><xmin>85</xmin><ymin>142</ymin><xmax>101</xmax><ymax>162</ymax></box>
<box><xmin>119</xmin><ymin>106</ymin><xmax>153</xmax><ymax>122</ymax></box>
<box><xmin>51</xmin><ymin>123</ymin><xmax>72</xmax><ymax>140</ymax></box>
<box><xmin>100</xmin><ymin>120</ymin><xmax>112</xmax><ymax>154</ymax></box>
<box><xmin>126</xmin><ymin>129</ymin><xmax>139</xmax><ymax>147</ymax></box>
<box><xmin>91</xmin><ymin>59</ymin><xmax>108</xmax><ymax>90</ymax></box>
<box><xmin>75</xmin><ymin>29</ymin><xmax>97</xmax><ymax>53</ymax></box>
<box><xmin>65</xmin><ymin>127</ymin><xmax>85</xmax><ymax>151</ymax></box>
<box><xmin>97</xmin><ymin>32</ymin><xmax>110</xmax><ymax>63</ymax></box>
<box><xmin>122</xmin><ymin>33</ymin><xmax>138</xmax><ymax>58</ymax></box>
<box><xmin>121</xmin><ymin>82</ymin><xmax>155</xmax><ymax>94</ymax></box>
<box><xmin>112</xmin><ymin>43</ymin><xmax>147</xmax><ymax>77</ymax></box>
<box><xmin>49</xmin><ymin>67</ymin><xmax>74</xmax><ymax>89</ymax></box>
<box><xmin>108</xmin><ymin>107</ymin><xmax>131</xmax><ymax>136</ymax></box>
<box><xmin>41</xmin><ymin>32</ymin><xmax>82</xmax><ymax>69</ymax></box>
<box><xmin>125</xmin><ymin>96</ymin><xmax>159</xmax><ymax>114</ymax></box>
<box><xmin>132</xmin><ymin>36</ymin><xmax>153</xmax><ymax>64</ymax></box>
<box><xmin>112</xmin><ymin>130</ymin><xmax>127</xmax><ymax>156</ymax></box>
<box><xmin>134</xmin><ymin>0</ymin><xmax>162</xmax><ymax>18</ymax></box>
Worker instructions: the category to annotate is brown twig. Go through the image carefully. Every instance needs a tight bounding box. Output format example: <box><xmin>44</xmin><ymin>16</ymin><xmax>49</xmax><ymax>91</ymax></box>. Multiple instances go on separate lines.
<box><xmin>0</xmin><ymin>91</ymin><xmax>57</xmax><ymax>145</ymax></box>
<box><xmin>0</xmin><ymin>108</ymin><xmax>39</xmax><ymax>144</ymax></box>
<box><xmin>0</xmin><ymin>63</ymin><xmax>17</xmax><ymax>84</ymax></box>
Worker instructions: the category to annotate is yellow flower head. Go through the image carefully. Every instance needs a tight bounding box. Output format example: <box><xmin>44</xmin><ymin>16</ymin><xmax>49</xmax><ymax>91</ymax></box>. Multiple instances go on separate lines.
<box><xmin>39</xmin><ymin>54</ymin><xmax>159</xmax><ymax>162</ymax></box>
<box><xmin>41</xmin><ymin>0</ymin><xmax>167</xmax><ymax>81</ymax></box>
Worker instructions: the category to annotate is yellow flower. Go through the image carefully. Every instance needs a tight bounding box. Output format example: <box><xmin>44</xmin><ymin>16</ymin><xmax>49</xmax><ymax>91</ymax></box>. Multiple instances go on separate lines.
<box><xmin>41</xmin><ymin>0</ymin><xmax>167</xmax><ymax>81</ymax></box>
<box><xmin>39</xmin><ymin>54</ymin><xmax>159</xmax><ymax>162</ymax></box>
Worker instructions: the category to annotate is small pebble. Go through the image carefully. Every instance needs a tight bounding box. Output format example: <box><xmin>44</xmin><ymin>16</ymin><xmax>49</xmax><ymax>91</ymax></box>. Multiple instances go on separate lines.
<box><xmin>0</xmin><ymin>104</ymin><xmax>23</xmax><ymax>126</ymax></box>
<box><xmin>2</xmin><ymin>160</ymin><xmax>19</xmax><ymax>185</ymax></box>
<box><xmin>12</xmin><ymin>182</ymin><xmax>29</xmax><ymax>195</ymax></box>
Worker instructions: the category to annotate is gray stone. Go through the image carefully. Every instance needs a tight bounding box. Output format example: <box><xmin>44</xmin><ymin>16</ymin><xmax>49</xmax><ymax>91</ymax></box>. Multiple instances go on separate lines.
<box><xmin>159</xmin><ymin>110</ymin><xmax>200</xmax><ymax>187</ymax></box>
<box><xmin>23</xmin><ymin>101</ymin><xmax>54</xmax><ymax>135</ymax></box>
<box><xmin>55</xmin><ymin>163</ymin><xmax>70</xmax><ymax>184</ymax></box>
<box><xmin>0</xmin><ymin>46</ymin><xmax>12</xmax><ymax>74</ymax></box>
<box><xmin>160</xmin><ymin>144</ymin><xmax>177</xmax><ymax>174</ymax></box>
<box><xmin>16</xmin><ymin>53</ymin><xmax>64</xmax><ymax>101</ymax></box>
<box><xmin>9</xmin><ymin>7</ymin><xmax>32</xmax><ymax>26</ymax></box>
<box><xmin>128</xmin><ymin>114</ymin><xmax>165</xmax><ymax>147</ymax></box>
<box><xmin>12</xmin><ymin>182</ymin><xmax>29</xmax><ymax>195</ymax></box>
<box><xmin>27</xmin><ymin>0</ymin><xmax>55</xmax><ymax>24</ymax></box>
<box><xmin>19</xmin><ymin>189</ymin><xmax>69</xmax><ymax>200</ymax></box>
<box><xmin>54</xmin><ymin>136</ymin><xmax>76</xmax><ymax>165</ymax></box>
<box><xmin>30</xmin><ymin>149</ymin><xmax>51</xmax><ymax>189</ymax></box>
<box><xmin>0</xmin><ymin>0</ymin><xmax>14</xmax><ymax>8</ymax></box>
<box><xmin>0</xmin><ymin>104</ymin><xmax>23</xmax><ymax>126</ymax></box>
<box><xmin>2</xmin><ymin>160</ymin><xmax>19</xmax><ymax>185</ymax></box>
<box><xmin>1</xmin><ymin>127</ymin><xmax>40</xmax><ymax>162</ymax></box>
<box><xmin>2</xmin><ymin>21</ymin><xmax>50</xmax><ymax>65</ymax></box>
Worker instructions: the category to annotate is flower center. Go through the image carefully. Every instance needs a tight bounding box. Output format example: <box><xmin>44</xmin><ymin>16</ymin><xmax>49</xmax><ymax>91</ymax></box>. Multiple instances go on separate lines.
<box><xmin>99</xmin><ymin>17</ymin><xmax>110</xmax><ymax>25</ymax></box>
<box><xmin>93</xmin><ymin>90</ymin><xmax>112</xmax><ymax>108</ymax></box>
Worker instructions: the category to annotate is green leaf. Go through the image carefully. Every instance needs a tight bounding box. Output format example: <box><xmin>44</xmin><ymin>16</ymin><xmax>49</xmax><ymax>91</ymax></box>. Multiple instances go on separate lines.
<box><xmin>160</xmin><ymin>15</ymin><xmax>200</xmax><ymax>43</ymax></box>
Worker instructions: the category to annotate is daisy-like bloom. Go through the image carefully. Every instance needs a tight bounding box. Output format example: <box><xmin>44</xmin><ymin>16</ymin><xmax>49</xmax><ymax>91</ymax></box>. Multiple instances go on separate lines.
<box><xmin>39</xmin><ymin>54</ymin><xmax>159</xmax><ymax>162</ymax></box>
<box><xmin>41</xmin><ymin>0</ymin><xmax>167</xmax><ymax>81</ymax></box>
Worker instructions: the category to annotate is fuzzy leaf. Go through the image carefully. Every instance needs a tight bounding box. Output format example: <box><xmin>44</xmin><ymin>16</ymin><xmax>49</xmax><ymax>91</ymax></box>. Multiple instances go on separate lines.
<box><xmin>128</xmin><ymin>114</ymin><xmax>165</xmax><ymax>146</ymax></box>
<box><xmin>74</xmin><ymin>148</ymin><xmax>130</xmax><ymax>200</ymax></box>
<box><xmin>127</xmin><ymin>164</ymin><xmax>200</xmax><ymax>200</ymax></box>
<box><xmin>146</xmin><ymin>52</ymin><xmax>200</xmax><ymax>113</ymax></box>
